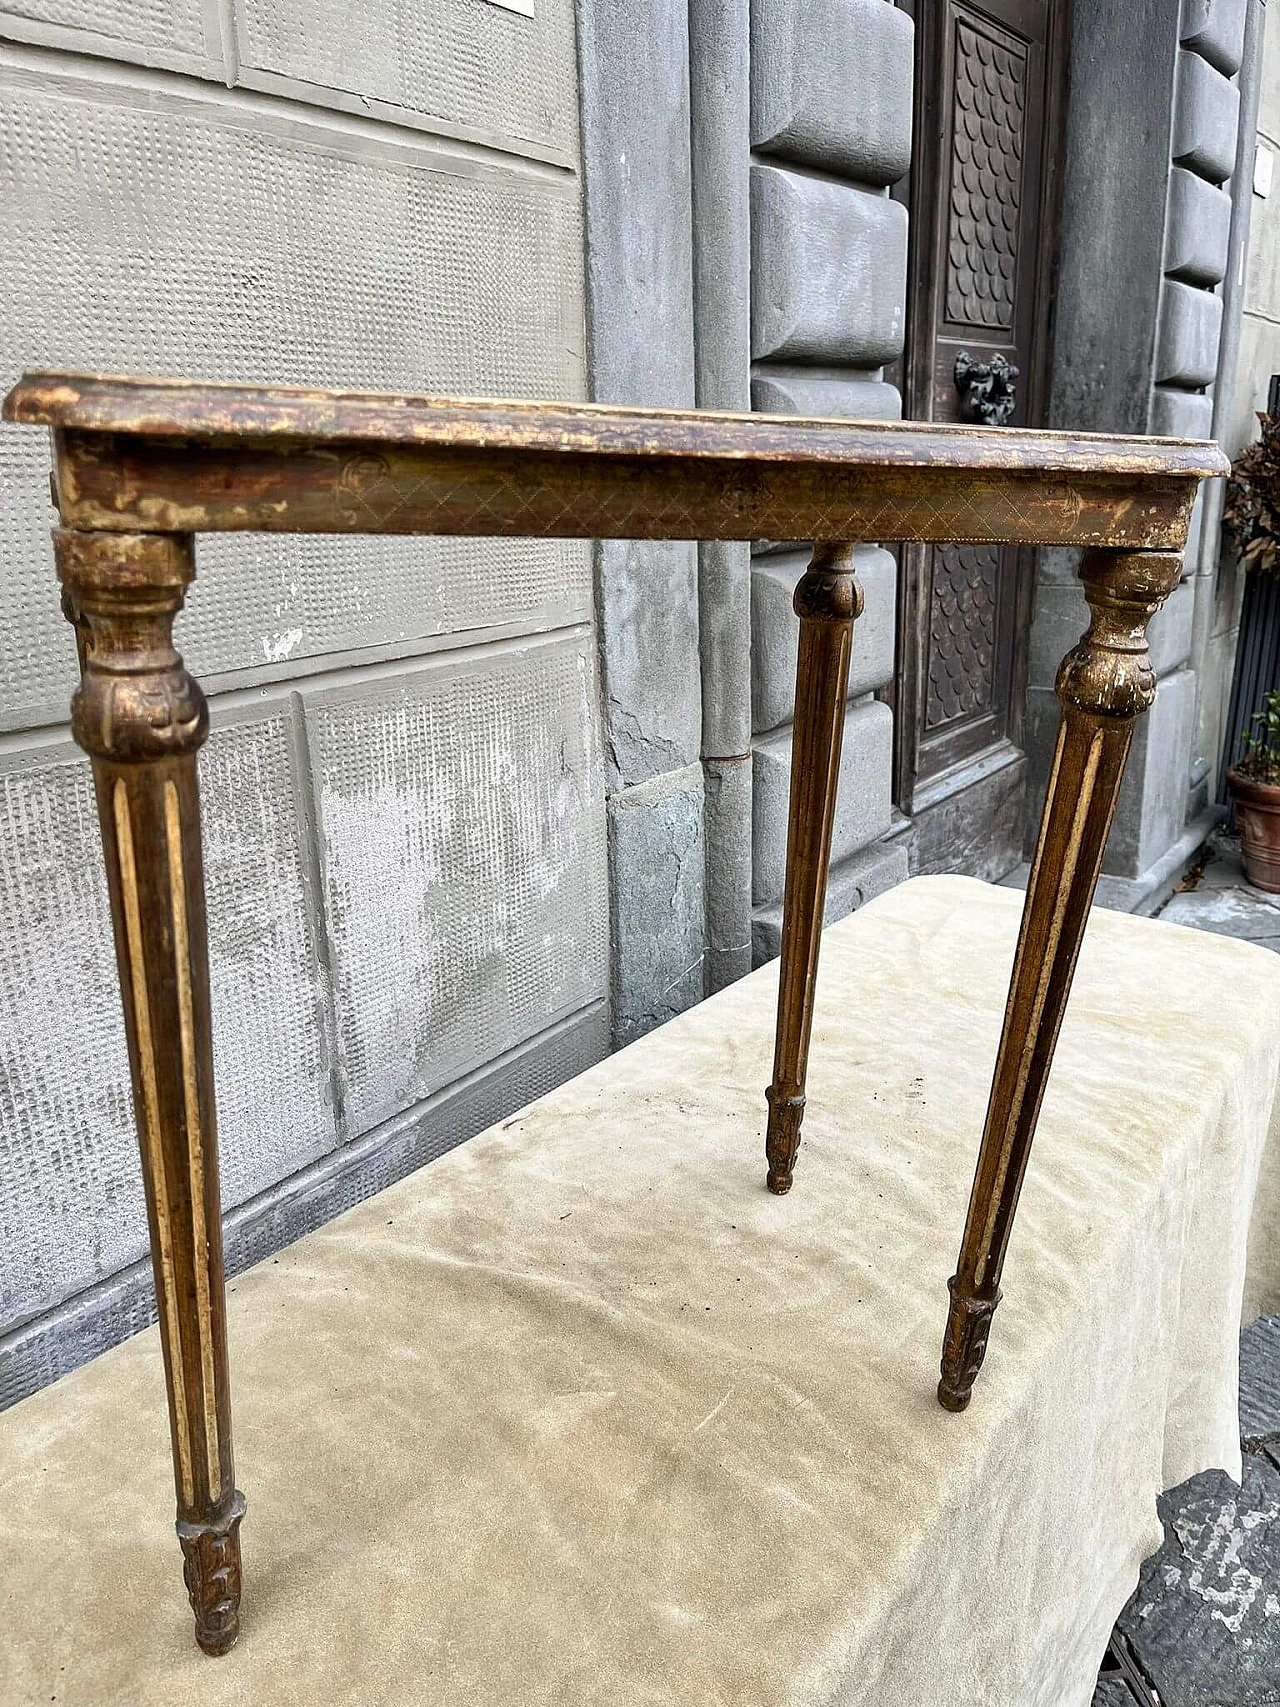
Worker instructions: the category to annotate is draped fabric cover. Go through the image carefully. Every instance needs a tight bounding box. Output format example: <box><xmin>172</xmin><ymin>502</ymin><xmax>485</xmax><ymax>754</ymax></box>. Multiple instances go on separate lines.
<box><xmin>5</xmin><ymin>875</ymin><xmax>1279</xmax><ymax>1707</ymax></box>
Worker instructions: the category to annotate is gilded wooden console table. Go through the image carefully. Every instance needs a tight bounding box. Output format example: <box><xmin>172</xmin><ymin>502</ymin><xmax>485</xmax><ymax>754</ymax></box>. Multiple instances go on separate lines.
<box><xmin>2</xmin><ymin>372</ymin><xmax>1225</xmax><ymax>1655</ymax></box>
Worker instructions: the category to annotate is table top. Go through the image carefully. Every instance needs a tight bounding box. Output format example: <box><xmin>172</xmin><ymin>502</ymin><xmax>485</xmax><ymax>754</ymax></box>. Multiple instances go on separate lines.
<box><xmin>3</xmin><ymin>370</ymin><xmax>1229</xmax><ymax>480</ymax></box>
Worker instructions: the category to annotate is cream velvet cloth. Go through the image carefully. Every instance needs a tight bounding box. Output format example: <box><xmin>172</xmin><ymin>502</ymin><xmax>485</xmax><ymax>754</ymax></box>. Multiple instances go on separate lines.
<box><xmin>4</xmin><ymin>875</ymin><xmax>1280</xmax><ymax>1707</ymax></box>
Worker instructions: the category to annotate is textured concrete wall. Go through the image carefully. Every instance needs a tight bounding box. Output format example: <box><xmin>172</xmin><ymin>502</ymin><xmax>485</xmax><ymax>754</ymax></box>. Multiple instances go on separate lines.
<box><xmin>747</xmin><ymin>0</ymin><xmax>913</xmax><ymax>961</ymax></box>
<box><xmin>1030</xmin><ymin>0</ymin><xmax>1250</xmax><ymax>904</ymax></box>
<box><xmin>0</xmin><ymin>14</ymin><xmax>606</xmax><ymax>1403</ymax></box>
<box><xmin>0</xmin><ymin>0</ymin><xmax>580</xmax><ymax>163</ymax></box>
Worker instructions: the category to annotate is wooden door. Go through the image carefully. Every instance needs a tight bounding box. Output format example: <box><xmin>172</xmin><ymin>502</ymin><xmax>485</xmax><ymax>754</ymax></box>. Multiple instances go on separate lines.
<box><xmin>892</xmin><ymin>0</ymin><xmax>1068</xmax><ymax>877</ymax></box>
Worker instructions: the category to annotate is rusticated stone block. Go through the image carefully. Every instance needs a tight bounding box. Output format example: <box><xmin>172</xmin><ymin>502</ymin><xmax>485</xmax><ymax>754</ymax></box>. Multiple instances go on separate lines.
<box><xmin>751</xmin><ymin>546</ymin><xmax>896</xmax><ymax>734</ymax></box>
<box><xmin>1172</xmin><ymin>49</ymin><xmax>1240</xmax><ymax>184</ymax></box>
<box><xmin>751</xmin><ymin>367</ymin><xmax>902</xmax><ymax>420</ymax></box>
<box><xmin>608</xmin><ymin>764</ymin><xmax>706</xmax><ymax>1047</ymax></box>
<box><xmin>1090</xmin><ymin>1678</ymin><xmax>1136</xmax><ymax>1707</ymax></box>
<box><xmin>1150</xmin><ymin>384</ymin><xmax>1214</xmax><ymax>439</ymax></box>
<box><xmin>306</xmin><ymin>637</ymin><xmax>609</xmax><ymax>1132</ymax></box>
<box><xmin>1165</xmin><ymin>166</ymin><xmax>1232</xmax><ymax>286</ymax></box>
<box><xmin>236</xmin><ymin>0</ymin><xmax>580</xmax><ymax>163</ymax></box>
<box><xmin>750</xmin><ymin>0</ymin><xmax>914</xmax><ymax>186</ymax></box>
<box><xmin>1180</xmin><ymin>0</ymin><xmax>1248</xmax><ymax>76</ymax></box>
<box><xmin>0</xmin><ymin>709</ymin><xmax>336</xmax><ymax>1333</ymax></box>
<box><xmin>0</xmin><ymin>0</ymin><xmax>207</xmax><ymax>68</ymax></box>
<box><xmin>752</xmin><ymin>699</ymin><xmax>893</xmax><ymax>904</ymax></box>
<box><xmin>703</xmin><ymin>752</ymin><xmax>753</xmax><ymax>993</ymax></box>
<box><xmin>1028</xmin><ymin>575</ymin><xmax>1194</xmax><ymax>693</ymax></box>
<box><xmin>1156</xmin><ymin>279</ymin><xmax>1224</xmax><ymax>389</ymax></box>
<box><xmin>597</xmin><ymin>538</ymin><xmax>702</xmax><ymax>788</ymax></box>
<box><xmin>1243</xmin><ymin>175</ymin><xmax>1280</xmax><ymax>345</ymax></box>
<box><xmin>751</xmin><ymin>833</ymin><xmax>908</xmax><ymax>965</ymax></box>
<box><xmin>1109</xmin><ymin>665</ymin><xmax>1197</xmax><ymax>877</ymax></box>
<box><xmin>1147</xmin><ymin>576</ymin><xmax>1196</xmax><ymax>677</ymax></box>
<box><xmin>0</xmin><ymin>65</ymin><xmax>589</xmax><ymax>731</ymax></box>
<box><xmin>750</xmin><ymin>165</ymin><xmax>907</xmax><ymax>365</ymax></box>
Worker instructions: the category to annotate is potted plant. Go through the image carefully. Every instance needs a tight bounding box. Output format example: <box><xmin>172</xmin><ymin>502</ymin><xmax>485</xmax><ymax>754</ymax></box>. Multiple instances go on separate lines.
<box><xmin>1223</xmin><ymin>408</ymin><xmax>1280</xmax><ymax>574</ymax></box>
<box><xmin>1227</xmin><ymin>689</ymin><xmax>1280</xmax><ymax>891</ymax></box>
<box><xmin>1222</xmin><ymin>406</ymin><xmax>1280</xmax><ymax>889</ymax></box>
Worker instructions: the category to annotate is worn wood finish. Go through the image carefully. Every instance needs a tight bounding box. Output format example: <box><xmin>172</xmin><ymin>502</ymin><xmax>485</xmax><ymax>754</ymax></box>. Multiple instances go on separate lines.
<box><xmin>53</xmin><ymin>528</ymin><xmax>246</xmax><ymax>1653</ymax></box>
<box><xmin>6</xmin><ymin>373</ymin><xmax>1221</xmax><ymax>549</ymax></box>
<box><xmin>1</xmin><ymin>372</ymin><xmax>1226</xmax><ymax>1650</ymax></box>
<box><xmin>765</xmin><ymin>545</ymin><xmax>863</xmax><ymax>1194</ymax></box>
<box><xmin>42</xmin><ymin>429</ymin><xmax>1201</xmax><ymax>550</ymax></box>
<box><xmin>938</xmin><ymin>548</ymin><xmax>1186</xmax><ymax>1411</ymax></box>
<box><xmin>0</xmin><ymin>371</ymin><xmax>1224</xmax><ymax>467</ymax></box>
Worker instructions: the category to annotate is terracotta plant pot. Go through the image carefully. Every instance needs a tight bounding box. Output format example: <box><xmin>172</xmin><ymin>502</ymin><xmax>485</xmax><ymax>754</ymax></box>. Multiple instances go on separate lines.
<box><xmin>1228</xmin><ymin>766</ymin><xmax>1280</xmax><ymax>892</ymax></box>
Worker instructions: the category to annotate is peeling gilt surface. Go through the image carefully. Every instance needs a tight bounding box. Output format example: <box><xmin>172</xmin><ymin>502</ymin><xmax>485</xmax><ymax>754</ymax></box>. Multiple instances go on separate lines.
<box><xmin>2</xmin><ymin>370</ymin><xmax>1222</xmax><ymax>551</ymax></box>
<box><xmin>3</xmin><ymin>370</ymin><xmax>1228</xmax><ymax>475</ymax></box>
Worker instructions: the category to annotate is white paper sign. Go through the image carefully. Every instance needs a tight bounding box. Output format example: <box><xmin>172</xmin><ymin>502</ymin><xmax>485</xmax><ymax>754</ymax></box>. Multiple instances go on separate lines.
<box><xmin>1255</xmin><ymin>143</ymin><xmax>1274</xmax><ymax>200</ymax></box>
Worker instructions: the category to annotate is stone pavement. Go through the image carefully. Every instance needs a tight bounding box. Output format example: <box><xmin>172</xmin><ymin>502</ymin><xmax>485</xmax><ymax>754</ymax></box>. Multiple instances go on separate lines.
<box><xmin>1156</xmin><ymin>830</ymin><xmax>1280</xmax><ymax>951</ymax></box>
<box><xmin>1092</xmin><ymin>830</ymin><xmax>1280</xmax><ymax>1705</ymax></box>
<box><xmin>1093</xmin><ymin>1316</ymin><xmax>1280</xmax><ymax>1705</ymax></box>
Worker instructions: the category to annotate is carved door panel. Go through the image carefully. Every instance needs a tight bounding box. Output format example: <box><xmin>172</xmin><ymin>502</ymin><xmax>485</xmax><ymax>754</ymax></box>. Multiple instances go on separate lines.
<box><xmin>892</xmin><ymin>0</ymin><xmax>1066</xmax><ymax>877</ymax></box>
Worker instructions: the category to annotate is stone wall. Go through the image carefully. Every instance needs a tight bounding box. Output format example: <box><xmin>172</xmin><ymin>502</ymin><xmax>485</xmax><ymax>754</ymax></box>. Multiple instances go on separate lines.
<box><xmin>747</xmin><ymin>0</ymin><xmax>914</xmax><ymax>962</ymax></box>
<box><xmin>0</xmin><ymin>7</ymin><xmax>608</xmax><ymax>1404</ymax></box>
<box><xmin>579</xmin><ymin>0</ymin><xmax>917</xmax><ymax>1031</ymax></box>
<box><xmin>1203</xmin><ymin>0</ymin><xmax>1278</xmax><ymax>796</ymax></box>
<box><xmin>1226</xmin><ymin>3</ymin><xmax>1280</xmax><ymax>457</ymax></box>
<box><xmin>10</xmin><ymin>0</ymin><xmax>1239</xmax><ymax>1406</ymax></box>
<box><xmin>0</xmin><ymin>0</ymin><xmax>920</xmax><ymax>1406</ymax></box>
<box><xmin>577</xmin><ymin>0</ymin><xmax>706</xmax><ymax>1047</ymax></box>
<box><xmin>1028</xmin><ymin>0</ymin><xmax>1253</xmax><ymax>911</ymax></box>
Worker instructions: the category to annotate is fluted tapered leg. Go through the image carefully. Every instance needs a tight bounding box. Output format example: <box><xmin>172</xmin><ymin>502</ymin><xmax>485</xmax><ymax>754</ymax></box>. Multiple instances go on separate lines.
<box><xmin>56</xmin><ymin>529</ymin><xmax>245</xmax><ymax>1653</ymax></box>
<box><xmin>938</xmin><ymin>547</ymin><xmax>1184</xmax><ymax>1411</ymax></box>
<box><xmin>765</xmin><ymin>542</ymin><xmax>864</xmax><ymax>1194</ymax></box>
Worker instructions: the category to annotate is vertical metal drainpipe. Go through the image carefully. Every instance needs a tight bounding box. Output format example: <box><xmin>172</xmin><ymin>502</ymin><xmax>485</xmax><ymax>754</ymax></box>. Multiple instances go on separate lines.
<box><xmin>1188</xmin><ymin>0</ymin><xmax>1265</xmax><ymax>803</ymax></box>
<box><xmin>689</xmin><ymin>0</ymin><xmax>754</xmax><ymax>991</ymax></box>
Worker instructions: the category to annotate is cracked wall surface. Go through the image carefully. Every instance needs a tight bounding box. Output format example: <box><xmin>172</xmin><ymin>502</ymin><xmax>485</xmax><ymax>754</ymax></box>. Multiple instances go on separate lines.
<box><xmin>578</xmin><ymin>0</ymin><xmax>707</xmax><ymax>1046</ymax></box>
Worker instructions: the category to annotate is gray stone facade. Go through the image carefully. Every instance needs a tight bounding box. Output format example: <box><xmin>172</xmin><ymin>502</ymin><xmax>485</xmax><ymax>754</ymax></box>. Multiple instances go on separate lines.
<box><xmin>579</xmin><ymin>0</ymin><xmax>916</xmax><ymax>1012</ymax></box>
<box><xmin>1028</xmin><ymin>0</ymin><xmax>1258</xmax><ymax>909</ymax></box>
<box><xmin>2</xmin><ymin>0</ymin><xmax>1268</xmax><ymax>1403</ymax></box>
<box><xmin>746</xmin><ymin>0</ymin><xmax>914</xmax><ymax>963</ymax></box>
<box><xmin>0</xmin><ymin>0</ymin><xmax>919</xmax><ymax>1403</ymax></box>
<box><xmin>0</xmin><ymin>5</ymin><xmax>607</xmax><ymax>1403</ymax></box>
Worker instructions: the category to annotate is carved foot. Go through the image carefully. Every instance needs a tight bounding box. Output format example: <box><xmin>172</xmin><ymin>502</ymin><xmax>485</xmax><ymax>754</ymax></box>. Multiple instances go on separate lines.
<box><xmin>765</xmin><ymin>1087</ymin><xmax>805</xmax><ymax>1194</ymax></box>
<box><xmin>937</xmin><ymin>1276</ymin><xmax>1001</xmax><ymax>1413</ymax></box>
<box><xmin>177</xmin><ymin>1490</ymin><xmax>247</xmax><ymax>1655</ymax></box>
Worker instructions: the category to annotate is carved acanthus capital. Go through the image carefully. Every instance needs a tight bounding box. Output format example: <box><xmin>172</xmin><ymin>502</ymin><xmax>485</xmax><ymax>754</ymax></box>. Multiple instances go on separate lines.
<box><xmin>54</xmin><ymin>529</ymin><xmax>207</xmax><ymax>765</ymax></box>
<box><xmin>793</xmin><ymin>542</ymin><xmax>865</xmax><ymax>625</ymax></box>
<box><xmin>1054</xmin><ymin>548</ymin><xmax>1183</xmax><ymax>723</ymax></box>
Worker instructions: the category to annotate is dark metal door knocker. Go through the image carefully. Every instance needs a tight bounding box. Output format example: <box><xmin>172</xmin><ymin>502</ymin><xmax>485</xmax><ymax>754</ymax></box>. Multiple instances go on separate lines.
<box><xmin>954</xmin><ymin>350</ymin><xmax>1019</xmax><ymax>426</ymax></box>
